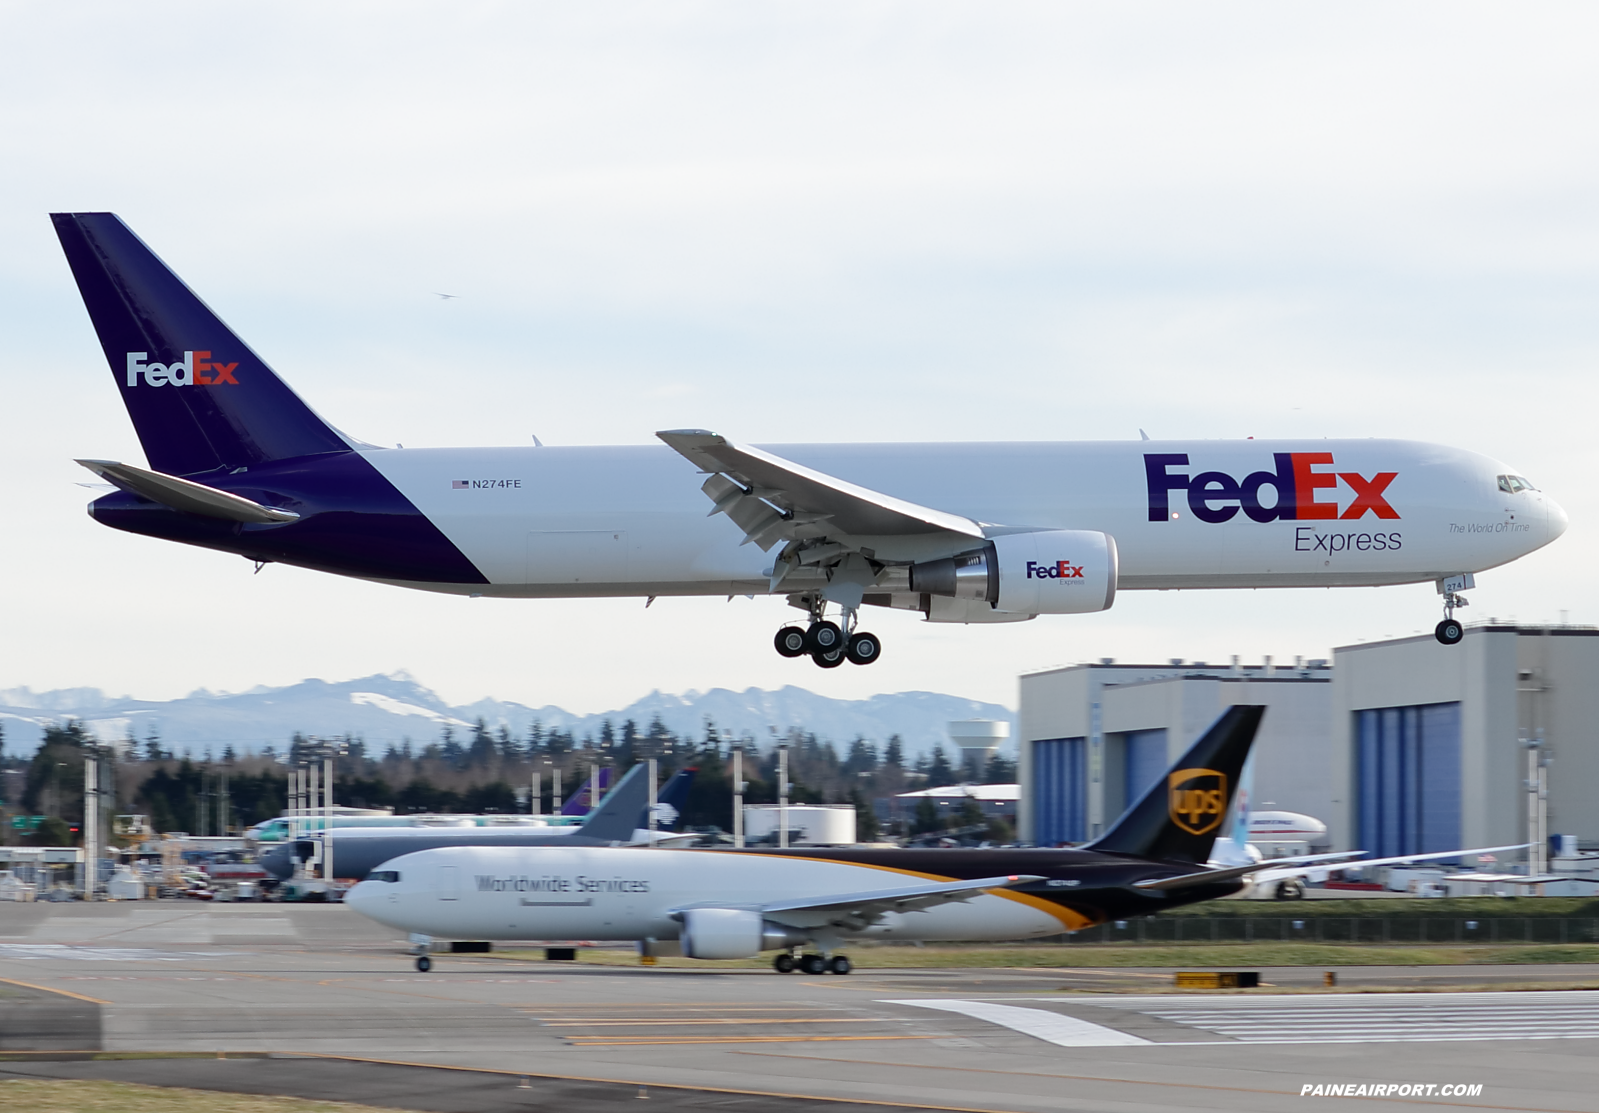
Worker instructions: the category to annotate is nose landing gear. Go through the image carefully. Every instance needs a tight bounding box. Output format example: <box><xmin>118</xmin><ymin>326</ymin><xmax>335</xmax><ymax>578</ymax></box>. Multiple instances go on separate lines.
<box><xmin>1435</xmin><ymin>575</ymin><xmax>1472</xmax><ymax>645</ymax></box>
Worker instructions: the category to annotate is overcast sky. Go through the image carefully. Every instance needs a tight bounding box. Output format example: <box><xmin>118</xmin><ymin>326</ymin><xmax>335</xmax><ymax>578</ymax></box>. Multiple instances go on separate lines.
<box><xmin>1</xmin><ymin>3</ymin><xmax>1594</xmax><ymax>715</ymax></box>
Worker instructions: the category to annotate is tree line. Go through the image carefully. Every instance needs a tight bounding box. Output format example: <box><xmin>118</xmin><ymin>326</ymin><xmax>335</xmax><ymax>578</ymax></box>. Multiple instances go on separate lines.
<box><xmin>0</xmin><ymin>716</ymin><xmax>1017</xmax><ymax>844</ymax></box>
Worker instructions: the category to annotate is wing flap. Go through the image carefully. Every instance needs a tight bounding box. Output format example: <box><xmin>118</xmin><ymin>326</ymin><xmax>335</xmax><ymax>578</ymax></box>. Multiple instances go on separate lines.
<box><xmin>660</xmin><ymin>429</ymin><xmax>983</xmax><ymax>542</ymax></box>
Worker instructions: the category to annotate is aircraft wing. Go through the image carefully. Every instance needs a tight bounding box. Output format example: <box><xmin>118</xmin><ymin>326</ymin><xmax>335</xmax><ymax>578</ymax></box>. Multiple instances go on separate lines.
<box><xmin>1249</xmin><ymin>843</ymin><xmax>1532</xmax><ymax>884</ymax></box>
<box><xmin>1136</xmin><ymin>844</ymin><xmax>1530</xmax><ymax>892</ymax></box>
<box><xmin>656</xmin><ymin>429</ymin><xmax>984</xmax><ymax>553</ymax></box>
<box><xmin>754</xmin><ymin>873</ymin><xmax>1045</xmax><ymax>929</ymax></box>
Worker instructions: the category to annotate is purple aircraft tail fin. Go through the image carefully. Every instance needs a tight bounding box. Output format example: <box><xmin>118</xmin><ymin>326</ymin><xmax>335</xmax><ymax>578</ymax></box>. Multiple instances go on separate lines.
<box><xmin>52</xmin><ymin>213</ymin><xmax>352</xmax><ymax>476</ymax></box>
<box><xmin>561</xmin><ymin>767</ymin><xmax>616</xmax><ymax>815</ymax></box>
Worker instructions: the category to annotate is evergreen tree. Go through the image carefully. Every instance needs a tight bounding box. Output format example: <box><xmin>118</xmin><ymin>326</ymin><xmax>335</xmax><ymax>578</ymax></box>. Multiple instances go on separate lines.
<box><xmin>439</xmin><ymin>725</ymin><xmax>465</xmax><ymax>768</ymax></box>
<box><xmin>23</xmin><ymin>721</ymin><xmax>93</xmax><ymax>822</ymax></box>
<box><xmin>883</xmin><ymin>735</ymin><xmax>904</xmax><ymax>767</ymax></box>
<box><xmin>911</xmin><ymin>796</ymin><xmax>943</xmax><ymax>835</ymax></box>
<box><xmin>981</xmin><ymin>751</ymin><xmax>1017</xmax><ymax>783</ymax></box>
<box><xmin>956</xmin><ymin>797</ymin><xmax>986</xmax><ymax>830</ymax></box>
<box><xmin>844</xmin><ymin>737</ymin><xmax>878</xmax><ymax>775</ymax></box>
<box><xmin>851</xmin><ymin>787</ymin><xmax>880</xmax><ymax>842</ymax></box>
<box><xmin>467</xmin><ymin>718</ymin><xmax>496</xmax><ymax>768</ymax></box>
<box><xmin>926</xmin><ymin>745</ymin><xmax>957</xmax><ymax>788</ymax></box>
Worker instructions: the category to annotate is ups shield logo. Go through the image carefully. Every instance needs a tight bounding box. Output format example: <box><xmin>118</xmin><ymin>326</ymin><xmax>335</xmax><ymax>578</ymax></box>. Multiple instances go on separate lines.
<box><xmin>1168</xmin><ymin>768</ymin><xmax>1228</xmax><ymax>836</ymax></box>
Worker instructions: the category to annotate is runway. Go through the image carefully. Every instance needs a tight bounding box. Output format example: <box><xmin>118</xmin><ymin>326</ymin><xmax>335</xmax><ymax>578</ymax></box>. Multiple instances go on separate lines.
<box><xmin>1</xmin><ymin>904</ymin><xmax>1596</xmax><ymax>1111</ymax></box>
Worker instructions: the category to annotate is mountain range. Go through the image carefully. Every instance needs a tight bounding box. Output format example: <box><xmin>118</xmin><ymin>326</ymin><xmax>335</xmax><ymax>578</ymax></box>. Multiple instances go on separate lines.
<box><xmin>0</xmin><ymin>673</ymin><xmax>1015</xmax><ymax>761</ymax></box>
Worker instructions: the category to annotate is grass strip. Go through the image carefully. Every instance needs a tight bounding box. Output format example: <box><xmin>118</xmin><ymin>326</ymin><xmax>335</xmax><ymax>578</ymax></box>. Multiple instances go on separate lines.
<box><xmin>0</xmin><ymin>1079</ymin><xmax>412</xmax><ymax>1113</ymax></box>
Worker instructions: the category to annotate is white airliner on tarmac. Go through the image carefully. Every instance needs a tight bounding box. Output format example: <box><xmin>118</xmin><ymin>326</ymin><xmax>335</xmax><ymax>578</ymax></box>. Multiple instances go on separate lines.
<box><xmin>344</xmin><ymin>710</ymin><xmax>1523</xmax><ymax>974</ymax></box>
<box><xmin>53</xmin><ymin>213</ymin><xmax>1566</xmax><ymax>664</ymax></box>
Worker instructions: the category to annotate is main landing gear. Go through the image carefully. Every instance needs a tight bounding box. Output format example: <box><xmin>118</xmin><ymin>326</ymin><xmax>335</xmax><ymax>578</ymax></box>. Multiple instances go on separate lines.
<box><xmin>774</xmin><ymin>603</ymin><xmax>881</xmax><ymax>668</ymax></box>
<box><xmin>773</xmin><ymin>951</ymin><xmax>852</xmax><ymax>975</ymax></box>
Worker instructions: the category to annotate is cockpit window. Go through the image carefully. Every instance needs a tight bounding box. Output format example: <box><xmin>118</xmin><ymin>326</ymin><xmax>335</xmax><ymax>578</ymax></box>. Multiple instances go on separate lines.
<box><xmin>369</xmin><ymin>870</ymin><xmax>401</xmax><ymax>883</ymax></box>
<box><xmin>1497</xmin><ymin>475</ymin><xmax>1536</xmax><ymax>494</ymax></box>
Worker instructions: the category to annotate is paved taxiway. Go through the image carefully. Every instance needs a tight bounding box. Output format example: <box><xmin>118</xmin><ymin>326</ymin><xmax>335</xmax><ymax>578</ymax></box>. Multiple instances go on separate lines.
<box><xmin>2</xmin><ymin>903</ymin><xmax>1596</xmax><ymax>1112</ymax></box>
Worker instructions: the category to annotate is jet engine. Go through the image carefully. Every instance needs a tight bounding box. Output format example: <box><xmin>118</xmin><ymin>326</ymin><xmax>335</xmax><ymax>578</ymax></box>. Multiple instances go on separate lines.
<box><xmin>678</xmin><ymin>908</ymin><xmax>808</xmax><ymax>960</ymax></box>
<box><xmin>909</xmin><ymin>530</ymin><xmax>1117</xmax><ymax>615</ymax></box>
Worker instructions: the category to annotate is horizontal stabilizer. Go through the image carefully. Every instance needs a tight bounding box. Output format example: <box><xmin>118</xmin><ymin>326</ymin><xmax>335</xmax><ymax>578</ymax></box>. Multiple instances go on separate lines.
<box><xmin>1138</xmin><ymin>843</ymin><xmax>1533</xmax><ymax>892</ymax></box>
<box><xmin>75</xmin><ymin>459</ymin><xmax>300</xmax><ymax>524</ymax></box>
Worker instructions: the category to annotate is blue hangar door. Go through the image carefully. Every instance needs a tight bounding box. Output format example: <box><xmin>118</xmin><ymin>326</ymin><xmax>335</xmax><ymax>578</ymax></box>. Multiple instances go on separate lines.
<box><xmin>1032</xmin><ymin>737</ymin><xmax>1087</xmax><ymax>845</ymax></box>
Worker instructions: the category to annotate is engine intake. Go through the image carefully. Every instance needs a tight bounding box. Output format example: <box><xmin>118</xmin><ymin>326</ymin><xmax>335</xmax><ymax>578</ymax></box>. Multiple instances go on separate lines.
<box><xmin>907</xmin><ymin>530</ymin><xmax>1117</xmax><ymax>616</ymax></box>
<box><xmin>678</xmin><ymin>907</ymin><xmax>808</xmax><ymax>960</ymax></box>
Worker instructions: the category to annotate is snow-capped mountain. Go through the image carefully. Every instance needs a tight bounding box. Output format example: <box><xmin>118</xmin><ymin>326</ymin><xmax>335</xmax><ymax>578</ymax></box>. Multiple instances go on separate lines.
<box><xmin>0</xmin><ymin>673</ymin><xmax>1015</xmax><ymax>760</ymax></box>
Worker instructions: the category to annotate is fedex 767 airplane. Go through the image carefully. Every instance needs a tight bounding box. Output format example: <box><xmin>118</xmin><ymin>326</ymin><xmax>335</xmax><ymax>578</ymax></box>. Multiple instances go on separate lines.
<box><xmin>53</xmin><ymin>213</ymin><xmax>1566</xmax><ymax>663</ymax></box>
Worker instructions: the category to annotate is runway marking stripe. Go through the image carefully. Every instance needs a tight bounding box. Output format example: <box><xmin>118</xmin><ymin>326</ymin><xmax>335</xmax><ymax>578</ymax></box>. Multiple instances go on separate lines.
<box><xmin>565</xmin><ymin>1034</ymin><xmax>947</xmax><ymax>1045</ymax></box>
<box><xmin>887</xmin><ymin>999</ymin><xmax>1150</xmax><ymax>1047</ymax></box>
<box><xmin>0</xmin><ymin>976</ymin><xmax>111</xmax><ymax>1005</ymax></box>
<box><xmin>541</xmin><ymin>1018</ymin><xmax>883</xmax><ymax>1027</ymax></box>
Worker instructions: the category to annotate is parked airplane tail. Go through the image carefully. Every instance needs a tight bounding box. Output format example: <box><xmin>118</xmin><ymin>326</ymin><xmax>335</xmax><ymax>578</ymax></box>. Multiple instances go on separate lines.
<box><xmin>573</xmin><ymin>764</ymin><xmax>650</xmax><ymax>843</ymax></box>
<box><xmin>561</xmin><ymin>766</ymin><xmax>616</xmax><ymax>816</ymax></box>
<box><xmin>652</xmin><ymin>767</ymin><xmax>697</xmax><ymax>831</ymax></box>
<box><xmin>51</xmin><ymin>212</ymin><xmax>352</xmax><ymax>476</ymax></box>
<box><xmin>1086</xmin><ymin>704</ymin><xmax>1265</xmax><ymax>864</ymax></box>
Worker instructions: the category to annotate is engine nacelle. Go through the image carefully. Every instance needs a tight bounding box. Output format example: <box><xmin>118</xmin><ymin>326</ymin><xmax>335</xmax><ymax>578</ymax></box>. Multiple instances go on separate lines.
<box><xmin>679</xmin><ymin>908</ymin><xmax>807</xmax><ymax>959</ymax></box>
<box><xmin>908</xmin><ymin>530</ymin><xmax>1117</xmax><ymax>616</ymax></box>
<box><xmin>991</xmin><ymin>530</ymin><xmax>1117</xmax><ymax>614</ymax></box>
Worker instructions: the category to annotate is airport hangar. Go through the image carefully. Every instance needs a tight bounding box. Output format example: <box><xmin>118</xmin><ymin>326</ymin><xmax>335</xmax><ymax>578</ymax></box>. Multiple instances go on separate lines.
<box><xmin>1017</xmin><ymin>623</ymin><xmax>1599</xmax><ymax>865</ymax></box>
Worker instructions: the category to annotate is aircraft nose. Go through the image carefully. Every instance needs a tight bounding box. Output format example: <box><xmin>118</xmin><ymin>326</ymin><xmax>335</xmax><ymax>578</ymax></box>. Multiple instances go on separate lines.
<box><xmin>1546</xmin><ymin>495</ymin><xmax>1569</xmax><ymax>541</ymax></box>
<box><xmin>343</xmin><ymin>880</ymin><xmax>377</xmax><ymax>914</ymax></box>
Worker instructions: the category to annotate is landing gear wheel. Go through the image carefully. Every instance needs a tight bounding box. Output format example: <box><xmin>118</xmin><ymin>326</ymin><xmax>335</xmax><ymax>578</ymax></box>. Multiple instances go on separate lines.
<box><xmin>828</xmin><ymin>955</ymin><xmax>852</xmax><ymax>975</ymax></box>
<box><xmin>813</xmin><ymin>648</ymin><xmax>846</xmax><ymax>669</ymax></box>
<box><xmin>799</xmin><ymin>954</ymin><xmax>827</xmax><ymax>976</ymax></box>
<box><xmin>845</xmin><ymin>632</ymin><xmax>881</xmax><ymax>666</ymax></box>
<box><xmin>773</xmin><ymin>954</ymin><xmax>796</xmax><ymax>974</ymax></box>
<box><xmin>774</xmin><ymin>627</ymin><xmax>808</xmax><ymax>658</ymax></box>
<box><xmin>415</xmin><ymin>956</ymin><xmax>432</xmax><ymax>972</ymax></box>
<box><xmin>1274</xmin><ymin>879</ymin><xmax>1306</xmax><ymax>901</ymax></box>
<box><xmin>806</xmin><ymin>621</ymin><xmax>844</xmax><ymax>654</ymax></box>
<box><xmin>1435</xmin><ymin>618</ymin><xmax>1464</xmax><ymax>645</ymax></box>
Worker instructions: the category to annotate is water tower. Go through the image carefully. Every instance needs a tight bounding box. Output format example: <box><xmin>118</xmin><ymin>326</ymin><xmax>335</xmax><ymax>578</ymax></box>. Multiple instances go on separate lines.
<box><xmin>947</xmin><ymin>719</ymin><xmax>1010</xmax><ymax>780</ymax></box>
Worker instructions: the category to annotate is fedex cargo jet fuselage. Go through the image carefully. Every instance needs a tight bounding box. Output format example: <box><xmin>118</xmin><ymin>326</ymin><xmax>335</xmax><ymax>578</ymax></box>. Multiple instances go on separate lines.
<box><xmin>53</xmin><ymin>213</ymin><xmax>1566</xmax><ymax>663</ymax></box>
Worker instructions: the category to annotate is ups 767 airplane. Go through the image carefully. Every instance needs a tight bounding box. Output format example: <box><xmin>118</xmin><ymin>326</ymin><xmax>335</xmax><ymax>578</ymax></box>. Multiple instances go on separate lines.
<box><xmin>54</xmin><ymin>213</ymin><xmax>1566</xmax><ymax>663</ymax></box>
<box><xmin>343</xmin><ymin>708</ymin><xmax>1520</xmax><ymax>974</ymax></box>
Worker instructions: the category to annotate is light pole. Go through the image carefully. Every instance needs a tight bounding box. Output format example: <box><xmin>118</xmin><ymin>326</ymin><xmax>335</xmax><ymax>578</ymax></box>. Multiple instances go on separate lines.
<box><xmin>778</xmin><ymin>743</ymin><xmax>790</xmax><ymax>850</ymax></box>
<box><xmin>731</xmin><ymin>746</ymin><xmax>745</xmax><ymax>848</ymax></box>
<box><xmin>647</xmin><ymin>757</ymin><xmax>658</xmax><ymax>844</ymax></box>
<box><xmin>83</xmin><ymin>747</ymin><xmax>101</xmax><ymax>899</ymax></box>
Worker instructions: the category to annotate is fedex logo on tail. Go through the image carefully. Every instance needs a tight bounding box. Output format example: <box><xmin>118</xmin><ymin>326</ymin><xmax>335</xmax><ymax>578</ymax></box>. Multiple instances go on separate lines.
<box><xmin>1145</xmin><ymin>453</ymin><xmax>1398</xmax><ymax>523</ymax></box>
<box><xmin>126</xmin><ymin>352</ymin><xmax>238</xmax><ymax>388</ymax></box>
